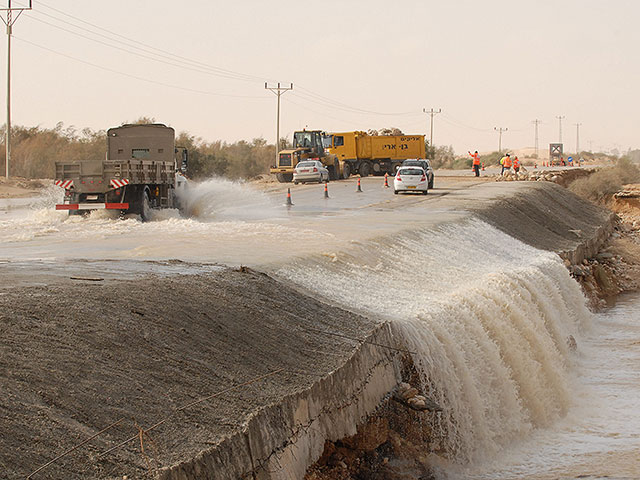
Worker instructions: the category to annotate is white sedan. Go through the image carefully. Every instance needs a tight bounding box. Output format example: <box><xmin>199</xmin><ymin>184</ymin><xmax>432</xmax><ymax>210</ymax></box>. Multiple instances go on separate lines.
<box><xmin>394</xmin><ymin>166</ymin><xmax>428</xmax><ymax>195</ymax></box>
<box><xmin>293</xmin><ymin>160</ymin><xmax>330</xmax><ymax>184</ymax></box>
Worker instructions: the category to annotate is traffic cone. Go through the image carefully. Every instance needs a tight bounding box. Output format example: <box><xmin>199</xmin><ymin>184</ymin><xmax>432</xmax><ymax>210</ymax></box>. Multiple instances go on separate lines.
<box><xmin>357</xmin><ymin>178</ymin><xmax>363</xmax><ymax>192</ymax></box>
<box><xmin>481</xmin><ymin>163</ymin><xmax>485</xmax><ymax>171</ymax></box>
<box><xmin>534</xmin><ymin>163</ymin><xmax>537</xmax><ymax>169</ymax></box>
<box><xmin>383</xmin><ymin>173</ymin><xmax>389</xmax><ymax>188</ymax></box>
<box><xmin>324</xmin><ymin>182</ymin><xmax>329</xmax><ymax>198</ymax></box>
<box><xmin>286</xmin><ymin>188</ymin><xmax>293</xmax><ymax>206</ymax></box>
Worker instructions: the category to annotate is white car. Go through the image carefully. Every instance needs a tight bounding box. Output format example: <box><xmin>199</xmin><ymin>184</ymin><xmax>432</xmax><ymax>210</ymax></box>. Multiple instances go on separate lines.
<box><xmin>394</xmin><ymin>166</ymin><xmax>428</xmax><ymax>195</ymax></box>
<box><xmin>293</xmin><ymin>160</ymin><xmax>330</xmax><ymax>184</ymax></box>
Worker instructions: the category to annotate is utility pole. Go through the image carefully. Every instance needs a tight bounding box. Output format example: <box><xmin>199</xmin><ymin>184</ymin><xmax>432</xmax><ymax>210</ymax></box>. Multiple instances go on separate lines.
<box><xmin>422</xmin><ymin>107</ymin><xmax>441</xmax><ymax>153</ymax></box>
<box><xmin>1</xmin><ymin>0</ymin><xmax>31</xmax><ymax>179</ymax></box>
<box><xmin>265</xmin><ymin>82</ymin><xmax>293</xmax><ymax>165</ymax></box>
<box><xmin>556</xmin><ymin>115</ymin><xmax>565</xmax><ymax>143</ymax></box>
<box><xmin>532</xmin><ymin>119</ymin><xmax>541</xmax><ymax>158</ymax></box>
<box><xmin>494</xmin><ymin>127</ymin><xmax>508</xmax><ymax>153</ymax></box>
<box><xmin>574</xmin><ymin>123</ymin><xmax>582</xmax><ymax>154</ymax></box>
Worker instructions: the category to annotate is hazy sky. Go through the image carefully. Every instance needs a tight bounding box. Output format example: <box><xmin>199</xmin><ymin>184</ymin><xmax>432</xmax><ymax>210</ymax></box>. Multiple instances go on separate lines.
<box><xmin>2</xmin><ymin>0</ymin><xmax>638</xmax><ymax>154</ymax></box>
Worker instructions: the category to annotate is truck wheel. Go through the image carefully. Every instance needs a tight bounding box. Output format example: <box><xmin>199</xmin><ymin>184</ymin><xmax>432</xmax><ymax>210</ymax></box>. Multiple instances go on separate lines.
<box><xmin>428</xmin><ymin>176</ymin><xmax>434</xmax><ymax>189</ymax></box>
<box><xmin>140</xmin><ymin>190</ymin><xmax>151</xmax><ymax>222</ymax></box>
<box><xmin>329</xmin><ymin>164</ymin><xmax>338</xmax><ymax>181</ymax></box>
<box><xmin>342</xmin><ymin>162</ymin><xmax>351</xmax><ymax>179</ymax></box>
<box><xmin>276</xmin><ymin>173</ymin><xmax>292</xmax><ymax>183</ymax></box>
<box><xmin>359</xmin><ymin>162</ymin><xmax>370</xmax><ymax>177</ymax></box>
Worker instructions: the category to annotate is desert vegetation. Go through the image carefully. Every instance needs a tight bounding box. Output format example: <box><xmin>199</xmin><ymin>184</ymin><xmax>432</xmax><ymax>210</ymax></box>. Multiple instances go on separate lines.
<box><xmin>1</xmin><ymin>121</ymin><xmax>637</xmax><ymax>181</ymax></box>
<box><xmin>569</xmin><ymin>157</ymin><xmax>640</xmax><ymax>202</ymax></box>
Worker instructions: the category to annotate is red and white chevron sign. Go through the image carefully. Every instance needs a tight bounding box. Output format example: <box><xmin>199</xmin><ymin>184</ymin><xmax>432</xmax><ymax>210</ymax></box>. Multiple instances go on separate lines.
<box><xmin>110</xmin><ymin>178</ymin><xmax>130</xmax><ymax>189</ymax></box>
<box><xmin>54</xmin><ymin>179</ymin><xmax>73</xmax><ymax>189</ymax></box>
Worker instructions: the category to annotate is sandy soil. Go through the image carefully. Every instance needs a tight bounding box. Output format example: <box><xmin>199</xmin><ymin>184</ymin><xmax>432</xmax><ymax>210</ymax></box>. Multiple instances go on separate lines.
<box><xmin>0</xmin><ymin>177</ymin><xmax>48</xmax><ymax>198</ymax></box>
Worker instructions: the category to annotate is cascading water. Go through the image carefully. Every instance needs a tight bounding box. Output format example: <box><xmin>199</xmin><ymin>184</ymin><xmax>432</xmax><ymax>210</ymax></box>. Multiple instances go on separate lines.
<box><xmin>277</xmin><ymin>218</ymin><xmax>593</xmax><ymax>468</ymax></box>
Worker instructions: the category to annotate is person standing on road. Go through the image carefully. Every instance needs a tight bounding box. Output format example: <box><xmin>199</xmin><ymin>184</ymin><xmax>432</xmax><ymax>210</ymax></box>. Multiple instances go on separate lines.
<box><xmin>513</xmin><ymin>156</ymin><xmax>521</xmax><ymax>174</ymax></box>
<box><xmin>469</xmin><ymin>150</ymin><xmax>481</xmax><ymax>177</ymax></box>
<box><xmin>500</xmin><ymin>153</ymin><xmax>512</xmax><ymax>175</ymax></box>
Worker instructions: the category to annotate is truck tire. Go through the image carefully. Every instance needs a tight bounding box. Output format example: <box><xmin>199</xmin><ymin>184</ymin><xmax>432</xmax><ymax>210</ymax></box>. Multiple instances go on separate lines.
<box><xmin>140</xmin><ymin>190</ymin><xmax>151</xmax><ymax>222</ymax></box>
<box><xmin>329</xmin><ymin>163</ymin><xmax>339</xmax><ymax>181</ymax></box>
<box><xmin>342</xmin><ymin>162</ymin><xmax>351</xmax><ymax>179</ymax></box>
<box><xmin>428</xmin><ymin>176</ymin><xmax>434</xmax><ymax>189</ymax></box>
<box><xmin>276</xmin><ymin>173</ymin><xmax>293</xmax><ymax>183</ymax></box>
<box><xmin>359</xmin><ymin>161</ymin><xmax>371</xmax><ymax>178</ymax></box>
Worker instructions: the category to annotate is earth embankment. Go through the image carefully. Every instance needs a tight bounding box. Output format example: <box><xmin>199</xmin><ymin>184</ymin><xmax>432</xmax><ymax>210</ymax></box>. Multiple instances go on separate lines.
<box><xmin>1</xmin><ymin>269</ymin><xmax>396</xmax><ymax>479</ymax></box>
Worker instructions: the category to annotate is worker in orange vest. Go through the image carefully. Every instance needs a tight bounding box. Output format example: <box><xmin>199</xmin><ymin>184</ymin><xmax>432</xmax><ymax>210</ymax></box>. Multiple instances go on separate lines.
<box><xmin>513</xmin><ymin>156</ymin><xmax>521</xmax><ymax>174</ymax></box>
<box><xmin>501</xmin><ymin>153</ymin><xmax>512</xmax><ymax>175</ymax></box>
<box><xmin>468</xmin><ymin>150</ymin><xmax>481</xmax><ymax>177</ymax></box>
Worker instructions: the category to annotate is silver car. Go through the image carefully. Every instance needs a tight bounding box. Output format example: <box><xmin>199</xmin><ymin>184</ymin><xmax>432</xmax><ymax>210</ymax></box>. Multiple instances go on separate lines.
<box><xmin>293</xmin><ymin>160</ymin><xmax>330</xmax><ymax>184</ymax></box>
<box><xmin>393</xmin><ymin>166</ymin><xmax>428</xmax><ymax>195</ymax></box>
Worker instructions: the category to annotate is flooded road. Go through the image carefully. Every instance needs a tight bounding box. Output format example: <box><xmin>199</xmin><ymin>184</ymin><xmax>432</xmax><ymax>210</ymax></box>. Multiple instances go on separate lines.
<box><xmin>1</xmin><ymin>174</ymin><xmax>637</xmax><ymax>479</ymax></box>
<box><xmin>0</xmin><ymin>175</ymin><xmax>482</xmax><ymax>277</ymax></box>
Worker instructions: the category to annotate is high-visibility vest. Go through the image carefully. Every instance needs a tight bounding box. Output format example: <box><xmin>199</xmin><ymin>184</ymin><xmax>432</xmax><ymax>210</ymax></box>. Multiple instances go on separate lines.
<box><xmin>503</xmin><ymin>157</ymin><xmax>512</xmax><ymax>167</ymax></box>
<box><xmin>470</xmin><ymin>152</ymin><xmax>480</xmax><ymax>166</ymax></box>
<box><xmin>513</xmin><ymin>158</ymin><xmax>520</xmax><ymax>168</ymax></box>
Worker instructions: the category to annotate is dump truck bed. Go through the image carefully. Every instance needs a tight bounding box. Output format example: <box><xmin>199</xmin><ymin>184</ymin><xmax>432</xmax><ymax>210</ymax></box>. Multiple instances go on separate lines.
<box><xmin>55</xmin><ymin>159</ymin><xmax>176</xmax><ymax>194</ymax></box>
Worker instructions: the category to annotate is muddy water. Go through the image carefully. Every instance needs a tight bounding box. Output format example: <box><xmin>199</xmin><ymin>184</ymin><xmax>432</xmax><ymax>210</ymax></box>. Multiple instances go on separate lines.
<box><xmin>1</xmin><ymin>180</ymin><xmax>638</xmax><ymax>479</ymax></box>
<box><xmin>277</xmin><ymin>222</ymin><xmax>640</xmax><ymax>479</ymax></box>
<box><xmin>442</xmin><ymin>292</ymin><xmax>640</xmax><ymax>480</ymax></box>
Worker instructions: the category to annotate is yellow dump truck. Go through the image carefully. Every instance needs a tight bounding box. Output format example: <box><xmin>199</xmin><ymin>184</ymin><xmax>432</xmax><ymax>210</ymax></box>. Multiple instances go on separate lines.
<box><xmin>326</xmin><ymin>131</ymin><xmax>426</xmax><ymax>177</ymax></box>
<box><xmin>270</xmin><ymin>130</ymin><xmax>426</xmax><ymax>182</ymax></box>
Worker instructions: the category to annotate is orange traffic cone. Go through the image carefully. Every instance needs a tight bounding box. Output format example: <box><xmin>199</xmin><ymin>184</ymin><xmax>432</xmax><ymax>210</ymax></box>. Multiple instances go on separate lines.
<box><xmin>324</xmin><ymin>182</ymin><xmax>329</xmax><ymax>198</ymax></box>
<box><xmin>481</xmin><ymin>163</ymin><xmax>485</xmax><ymax>171</ymax></box>
<box><xmin>357</xmin><ymin>178</ymin><xmax>363</xmax><ymax>192</ymax></box>
<box><xmin>383</xmin><ymin>173</ymin><xmax>389</xmax><ymax>188</ymax></box>
<box><xmin>286</xmin><ymin>188</ymin><xmax>293</xmax><ymax>206</ymax></box>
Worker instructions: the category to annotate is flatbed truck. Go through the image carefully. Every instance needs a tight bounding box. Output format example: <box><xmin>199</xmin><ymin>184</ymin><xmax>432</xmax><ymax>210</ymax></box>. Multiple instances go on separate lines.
<box><xmin>54</xmin><ymin>124</ymin><xmax>187</xmax><ymax>221</ymax></box>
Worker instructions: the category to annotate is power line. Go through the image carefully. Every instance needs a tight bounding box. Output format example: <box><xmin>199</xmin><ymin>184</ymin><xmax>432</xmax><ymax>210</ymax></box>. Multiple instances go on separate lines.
<box><xmin>26</xmin><ymin>14</ymin><xmax>265</xmax><ymax>83</ymax></box>
<box><xmin>14</xmin><ymin>36</ymin><xmax>271</xmax><ymax>99</ymax></box>
<box><xmin>439</xmin><ymin>113</ymin><xmax>493</xmax><ymax>133</ymax></box>
<box><xmin>34</xmin><ymin>0</ymin><xmax>268</xmax><ymax>84</ymax></box>
<box><xmin>30</xmin><ymin>3</ymin><xmax>420</xmax><ymax>121</ymax></box>
<box><xmin>295</xmin><ymin>86</ymin><xmax>420</xmax><ymax>117</ymax></box>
